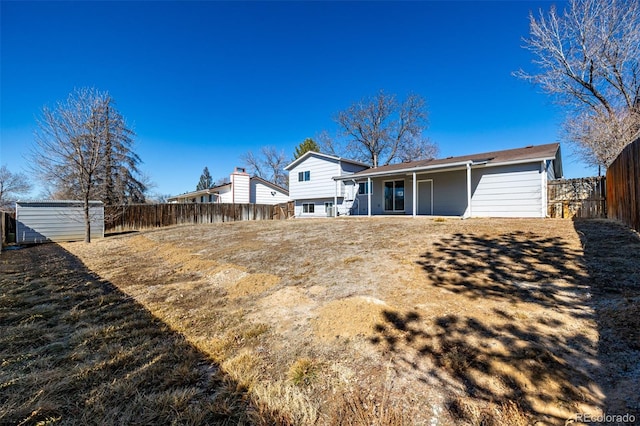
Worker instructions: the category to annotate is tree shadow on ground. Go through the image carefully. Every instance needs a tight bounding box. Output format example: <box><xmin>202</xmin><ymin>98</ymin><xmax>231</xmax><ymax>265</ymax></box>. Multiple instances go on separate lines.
<box><xmin>573</xmin><ymin>219</ymin><xmax>640</xmax><ymax>421</ymax></box>
<box><xmin>370</xmin><ymin>229</ymin><xmax>602</xmax><ymax>424</ymax></box>
<box><xmin>0</xmin><ymin>243</ymin><xmax>285</xmax><ymax>425</ymax></box>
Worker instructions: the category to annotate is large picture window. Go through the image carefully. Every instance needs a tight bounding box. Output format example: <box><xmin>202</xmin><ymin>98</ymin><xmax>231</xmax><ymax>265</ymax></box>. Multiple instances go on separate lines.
<box><xmin>384</xmin><ymin>180</ymin><xmax>405</xmax><ymax>211</ymax></box>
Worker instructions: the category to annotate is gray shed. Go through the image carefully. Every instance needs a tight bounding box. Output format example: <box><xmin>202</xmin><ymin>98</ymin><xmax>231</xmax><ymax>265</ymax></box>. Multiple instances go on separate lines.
<box><xmin>16</xmin><ymin>200</ymin><xmax>104</xmax><ymax>243</ymax></box>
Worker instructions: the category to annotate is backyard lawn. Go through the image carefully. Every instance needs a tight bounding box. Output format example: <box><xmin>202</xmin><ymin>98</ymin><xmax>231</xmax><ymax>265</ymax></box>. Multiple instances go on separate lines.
<box><xmin>1</xmin><ymin>218</ymin><xmax>638</xmax><ymax>425</ymax></box>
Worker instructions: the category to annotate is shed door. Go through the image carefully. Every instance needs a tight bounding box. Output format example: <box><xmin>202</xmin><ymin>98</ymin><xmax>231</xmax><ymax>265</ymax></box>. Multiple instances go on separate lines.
<box><xmin>417</xmin><ymin>180</ymin><xmax>433</xmax><ymax>215</ymax></box>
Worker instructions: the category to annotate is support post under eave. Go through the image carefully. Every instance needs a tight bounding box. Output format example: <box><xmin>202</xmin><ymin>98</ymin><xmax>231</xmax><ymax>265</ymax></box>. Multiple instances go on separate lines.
<box><xmin>465</xmin><ymin>163</ymin><xmax>472</xmax><ymax>219</ymax></box>
<box><xmin>367</xmin><ymin>177</ymin><xmax>372</xmax><ymax>217</ymax></box>
<box><xmin>334</xmin><ymin>180</ymin><xmax>339</xmax><ymax>218</ymax></box>
<box><xmin>412</xmin><ymin>172</ymin><xmax>417</xmax><ymax>217</ymax></box>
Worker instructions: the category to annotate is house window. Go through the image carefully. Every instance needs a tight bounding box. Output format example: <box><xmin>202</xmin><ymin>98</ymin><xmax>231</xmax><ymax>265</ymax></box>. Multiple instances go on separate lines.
<box><xmin>324</xmin><ymin>202</ymin><xmax>333</xmax><ymax>213</ymax></box>
<box><xmin>384</xmin><ymin>180</ymin><xmax>405</xmax><ymax>211</ymax></box>
<box><xmin>298</xmin><ymin>171</ymin><xmax>310</xmax><ymax>182</ymax></box>
<box><xmin>303</xmin><ymin>203</ymin><xmax>315</xmax><ymax>213</ymax></box>
<box><xmin>358</xmin><ymin>182</ymin><xmax>370</xmax><ymax>195</ymax></box>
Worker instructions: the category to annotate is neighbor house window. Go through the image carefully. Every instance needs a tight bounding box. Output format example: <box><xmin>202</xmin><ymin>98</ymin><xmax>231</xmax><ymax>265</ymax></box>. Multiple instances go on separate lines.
<box><xmin>384</xmin><ymin>180</ymin><xmax>405</xmax><ymax>211</ymax></box>
<box><xmin>303</xmin><ymin>203</ymin><xmax>315</xmax><ymax>213</ymax></box>
<box><xmin>298</xmin><ymin>171</ymin><xmax>311</xmax><ymax>182</ymax></box>
<box><xmin>324</xmin><ymin>202</ymin><xmax>333</xmax><ymax>213</ymax></box>
<box><xmin>358</xmin><ymin>182</ymin><xmax>370</xmax><ymax>195</ymax></box>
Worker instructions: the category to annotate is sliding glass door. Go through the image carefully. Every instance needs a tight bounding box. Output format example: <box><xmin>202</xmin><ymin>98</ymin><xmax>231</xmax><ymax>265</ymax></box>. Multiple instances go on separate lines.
<box><xmin>384</xmin><ymin>180</ymin><xmax>405</xmax><ymax>212</ymax></box>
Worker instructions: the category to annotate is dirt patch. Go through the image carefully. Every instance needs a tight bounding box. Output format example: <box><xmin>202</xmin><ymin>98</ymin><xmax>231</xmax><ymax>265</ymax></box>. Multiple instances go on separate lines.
<box><xmin>228</xmin><ymin>273</ymin><xmax>281</xmax><ymax>299</ymax></box>
<box><xmin>312</xmin><ymin>296</ymin><xmax>393</xmax><ymax>341</ymax></box>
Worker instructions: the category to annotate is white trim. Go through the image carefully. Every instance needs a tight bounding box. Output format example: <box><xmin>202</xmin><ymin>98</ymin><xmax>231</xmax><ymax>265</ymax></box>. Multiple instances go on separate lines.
<box><xmin>367</xmin><ymin>177</ymin><xmax>372</xmax><ymax>217</ymax></box>
<box><xmin>465</xmin><ymin>163</ymin><xmax>472</xmax><ymax>218</ymax></box>
<box><xmin>541</xmin><ymin>160</ymin><xmax>547</xmax><ymax>218</ymax></box>
<box><xmin>416</xmin><ymin>179</ymin><xmax>434</xmax><ymax>216</ymax></box>
<box><xmin>285</xmin><ymin>150</ymin><xmax>370</xmax><ymax>171</ymax></box>
<box><xmin>412</xmin><ymin>172</ymin><xmax>417</xmax><ymax>217</ymax></box>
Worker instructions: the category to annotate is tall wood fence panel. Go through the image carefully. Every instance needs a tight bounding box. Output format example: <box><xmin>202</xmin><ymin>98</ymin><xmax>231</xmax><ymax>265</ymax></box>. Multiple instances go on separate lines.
<box><xmin>607</xmin><ymin>137</ymin><xmax>640</xmax><ymax>232</ymax></box>
<box><xmin>105</xmin><ymin>203</ymin><xmax>285</xmax><ymax>232</ymax></box>
<box><xmin>547</xmin><ymin>177</ymin><xmax>606</xmax><ymax>219</ymax></box>
<box><xmin>1</xmin><ymin>211</ymin><xmax>16</xmax><ymax>249</ymax></box>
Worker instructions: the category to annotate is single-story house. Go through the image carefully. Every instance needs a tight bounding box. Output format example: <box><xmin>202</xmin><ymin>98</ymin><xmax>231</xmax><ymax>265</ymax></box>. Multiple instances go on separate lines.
<box><xmin>168</xmin><ymin>167</ymin><xmax>289</xmax><ymax>205</ymax></box>
<box><xmin>285</xmin><ymin>151</ymin><xmax>370</xmax><ymax>217</ymax></box>
<box><xmin>336</xmin><ymin>143</ymin><xmax>563</xmax><ymax>218</ymax></box>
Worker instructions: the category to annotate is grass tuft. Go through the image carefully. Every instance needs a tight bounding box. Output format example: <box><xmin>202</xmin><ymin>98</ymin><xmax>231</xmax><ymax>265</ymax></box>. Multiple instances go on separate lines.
<box><xmin>287</xmin><ymin>358</ymin><xmax>319</xmax><ymax>386</ymax></box>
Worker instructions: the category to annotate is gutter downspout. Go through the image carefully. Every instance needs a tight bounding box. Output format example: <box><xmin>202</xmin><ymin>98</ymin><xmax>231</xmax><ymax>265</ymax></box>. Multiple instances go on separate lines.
<box><xmin>541</xmin><ymin>160</ymin><xmax>547</xmax><ymax>218</ymax></box>
<box><xmin>412</xmin><ymin>172</ymin><xmax>417</xmax><ymax>217</ymax></box>
<box><xmin>465</xmin><ymin>163</ymin><xmax>472</xmax><ymax>219</ymax></box>
<box><xmin>336</xmin><ymin>160</ymin><xmax>340</xmax><ymax>217</ymax></box>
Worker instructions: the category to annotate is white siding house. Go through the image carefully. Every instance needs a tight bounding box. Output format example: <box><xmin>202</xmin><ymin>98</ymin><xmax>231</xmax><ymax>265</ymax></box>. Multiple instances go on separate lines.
<box><xmin>16</xmin><ymin>200</ymin><xmax>104</xmax><ymax>243</ymax></box>
<box><xmin>250</xmin><ymin>177</ymin><xmax>290</xmax><ymax>205</ymax></box>
<box><xmin>168</xmin><ymin>167</ymin><xmax>288</xmax><ymax>205</ymax></box>
<box><xmin>285</xmin><ymin>151</ymin><xmax>369</xmax><ymax>217</ymax></box>
<box><xmin>332</xmin><ymin>143</ymin><xmax>563</xmax><ymax>218</ymax></box>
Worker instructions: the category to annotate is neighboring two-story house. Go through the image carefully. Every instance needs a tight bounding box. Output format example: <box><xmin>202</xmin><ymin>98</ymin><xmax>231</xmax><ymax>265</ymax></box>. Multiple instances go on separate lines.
<box><xmin>168</xmin><ymin>167</ymin><xmax>289</xmax><ymax>205</ymax></box>
<box><xmin>284</xmin><ymin>151</ymin><xmax>370</xmax><ymax>217</ymax></box>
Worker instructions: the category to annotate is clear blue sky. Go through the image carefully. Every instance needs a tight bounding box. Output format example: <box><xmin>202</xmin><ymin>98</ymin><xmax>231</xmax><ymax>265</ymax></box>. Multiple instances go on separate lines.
<box><xmin>1</xmin><ymin>0</ymin><xmax>593</xmax><ymax>199</ymax></box>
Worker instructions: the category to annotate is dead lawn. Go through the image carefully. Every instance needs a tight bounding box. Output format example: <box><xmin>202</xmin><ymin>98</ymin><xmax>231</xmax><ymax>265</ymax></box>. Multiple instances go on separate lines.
<box><xmin>2</xmin><ymin>217</ymin><xmax>638</xmax><ymax>425</ymax></box>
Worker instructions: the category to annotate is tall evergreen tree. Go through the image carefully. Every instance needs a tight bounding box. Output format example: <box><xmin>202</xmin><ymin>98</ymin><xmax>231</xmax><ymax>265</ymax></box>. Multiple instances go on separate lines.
<box><xmin>293</xmin><ymin>138</ymin><xmax>320</xmax><ymax>159</ymax></box>
<box><xmin>32</xmin><ymin>88</ymin><xmax>146</xmax><ymax>242</ymax></box>
<box><xmin>196</xmin><ymin>167</ymin><xmax>213</xmax><ymax>190</ymax></box>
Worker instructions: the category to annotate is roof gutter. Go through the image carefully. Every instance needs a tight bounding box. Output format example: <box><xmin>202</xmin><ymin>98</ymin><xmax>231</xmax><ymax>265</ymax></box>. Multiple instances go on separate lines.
<box><xmin>333</xmin><ymin>160</ymin><xmax>473</xmax><ymax>181</ymax></box>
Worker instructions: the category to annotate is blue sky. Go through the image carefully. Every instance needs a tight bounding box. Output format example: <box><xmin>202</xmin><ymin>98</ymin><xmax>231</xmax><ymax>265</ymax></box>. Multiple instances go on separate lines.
<box><xmin>1</xmin><ymin>0</ymin><xmax>592</xmax><ymax>198</ymax></box>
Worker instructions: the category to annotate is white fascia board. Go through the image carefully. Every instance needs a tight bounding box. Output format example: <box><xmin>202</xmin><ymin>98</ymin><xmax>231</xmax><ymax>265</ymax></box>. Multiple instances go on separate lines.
<box><xmin>334</xmin><ymin>160</ymin><xmax>473</xmax><ymax>181</ymax></box>
<box><xmin>472</xmin><ymin>157</ymin><xmax>557</xmax><ymax>169</ymax></box>
<box><xmin>285</xmin><ymin>151</ymin><xmax>369</xmax><ymax>171</ymax></box>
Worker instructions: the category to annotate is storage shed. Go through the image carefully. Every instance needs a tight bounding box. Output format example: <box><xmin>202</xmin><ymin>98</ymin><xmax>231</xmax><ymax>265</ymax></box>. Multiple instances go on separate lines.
<box><xmin>16</xmin><ymin>200</ymin><xmax>104</xmax><ymax>243</ymax></box>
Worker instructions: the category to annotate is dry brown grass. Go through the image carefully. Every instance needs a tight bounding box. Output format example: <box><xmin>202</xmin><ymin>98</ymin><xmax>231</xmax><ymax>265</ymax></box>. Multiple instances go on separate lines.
<box><xmin>3</xmin><ymin>217</ymin><xmax>639</xmax><ymax>425</ymax></box>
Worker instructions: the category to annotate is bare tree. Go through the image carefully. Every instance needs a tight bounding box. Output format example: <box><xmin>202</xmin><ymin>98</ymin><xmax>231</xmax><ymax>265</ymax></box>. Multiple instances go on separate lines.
<box><xmin>334</xmin><ymin>91</ymin><xmax>437</xmax><ymax>167</ymax></box>
<box><xmin>241</xmin><ymin>146</ymin><xmax>288</xmax><ymax>189</ymax></box>
<box><xmin>0</xmin><ymin>165</ymin><xmax>32</xmax><ymax>209</ymax></box>
<box><xmin>516</xmin><ymin>0</ymin><xmax>640</xmax><ymax>170</ymax></box>
<box><xmin>32</xmin><ymin>88</ymin><xmax>145</xmax><ymax>242</ymax></box>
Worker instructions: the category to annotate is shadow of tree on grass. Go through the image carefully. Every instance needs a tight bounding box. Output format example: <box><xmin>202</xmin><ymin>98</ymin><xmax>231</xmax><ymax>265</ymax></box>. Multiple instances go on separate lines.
<box><xmin>573</xmin><ymin>219</ymin><xmax>640</xmax><ymax>421</ymax></box>
<box><xmin>370</xmin><ymin>229</ymin><xmax>601</xmax><ymax>424</ymax></box>
<box><xmin>0</xmin><ymin>243</ymin><xmax>284</xmax><ymax>425</ymax></box>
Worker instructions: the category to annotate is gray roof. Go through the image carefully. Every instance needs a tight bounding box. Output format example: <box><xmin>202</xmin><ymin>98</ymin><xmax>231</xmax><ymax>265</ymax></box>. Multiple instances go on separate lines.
<box><xmin>338</xmin><ymin>143</ymin><xmax>561</xmax><ymax>180</ymax></box>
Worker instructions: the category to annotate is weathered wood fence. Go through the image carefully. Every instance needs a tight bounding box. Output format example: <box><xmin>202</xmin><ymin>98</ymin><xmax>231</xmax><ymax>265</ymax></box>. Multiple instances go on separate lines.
<box><xmin>105</xmin><ymin>202</ymin><xmax>294</xmax><ymax>232</ymax></box>
<box><xmin>547</xmin><ymin>176</ymin><xmax>606</xmax><ymax>219</ymax></box>
<box><xmin>607</xmin><ymin>137</ymin><xmax>640</xmax><ymax>232</ymax></box>
<box><xmin>0</xmin><ymin>211</ymin><xmax>16</xmax><ymax>249</ymax></box>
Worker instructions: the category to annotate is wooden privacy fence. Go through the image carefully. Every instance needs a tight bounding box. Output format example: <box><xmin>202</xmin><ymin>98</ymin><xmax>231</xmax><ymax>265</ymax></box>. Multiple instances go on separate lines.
<box><xmin>607</xmin><ymin>137</ymin><xmax>640</xmax><ymax>232</ymax></box>
<box><xmin>105</xmin><ymin>202</ymin><xmax>294</xmax><ymax>232</ymax></box>
<box><xmin>547</xmin><ymin>177</ymin><xmax>606</xmax><ymax>219</ymax></box>
<box><xmin>1</xmin><ymin>211</ymin><xmax>16</xmax><ymax>249</ymax></box>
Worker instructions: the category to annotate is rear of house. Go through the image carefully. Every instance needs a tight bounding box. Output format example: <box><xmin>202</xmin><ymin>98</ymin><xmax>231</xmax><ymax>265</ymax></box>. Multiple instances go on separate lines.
<box><xmin>337</xmin><ymin>143</ymin><xmax>562</xmax><ymax>218</ymax></box>
<box><xmin>285</xmin><ymin>151</ymin><xmax>369</xmax><ymax>217</ymax></box>
<box><xmin>16</xmin><ymin>200</ymin><xmax>104</xmax><ymax>243</ymax></box>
